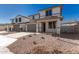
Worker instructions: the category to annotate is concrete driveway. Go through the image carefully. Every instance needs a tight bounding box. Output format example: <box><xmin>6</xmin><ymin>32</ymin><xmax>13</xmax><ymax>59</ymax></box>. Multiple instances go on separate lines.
<box><xmin>0</xmin><ymin>35</ymin><xmax>17</xmax><ymax>47</ymax></box>
<box><xmin>0</xmin><ymin>32</ymin><xmax>38</xmax><ymax>54</ymax></box>
<box><xmin>5</xmin><ymin>32</ymin><xmax>38</xmax><ymax>38</ymax></box>
<box><xmin>0</xmin><ymin>35</ymin><xmax>16</xmax><ymax>54</ymax></box>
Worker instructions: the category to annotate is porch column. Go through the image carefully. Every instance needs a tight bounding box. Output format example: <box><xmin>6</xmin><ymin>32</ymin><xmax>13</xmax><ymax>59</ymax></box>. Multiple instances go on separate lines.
<box><xmin>6</xmin><ymin>25</ymin><xmax>9</xmax><ymax>32</ymax></box>
<box><xmin>36</xmin><ymin>22</ymin><xmax>39</xmax><ymax>33</ymax></box>
<box><xmin>39</xmin><ymin>23</ymin><xmax>42</xmax><ymax>32</ymax></box>
<box><xmin>56</xmin><ymin>19</ymin><xmax>61</xmax><ymax>35</ymax></box>
<box><xmin>11</xmin><ymin>26</ymin><xmax>13</xmax><ymax>31</ymax></box>
<box><xmin>26</xmin><ymin>24</ymin><xmax>27</xmax><ymax>32</ymax></box>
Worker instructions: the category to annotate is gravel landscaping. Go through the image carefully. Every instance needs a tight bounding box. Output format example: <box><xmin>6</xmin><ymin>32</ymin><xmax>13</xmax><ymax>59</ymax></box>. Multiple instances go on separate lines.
<box><xmin>7</xmin><ymin>33</ymin><xmax>79</xmax><ymax>54</ymax></box>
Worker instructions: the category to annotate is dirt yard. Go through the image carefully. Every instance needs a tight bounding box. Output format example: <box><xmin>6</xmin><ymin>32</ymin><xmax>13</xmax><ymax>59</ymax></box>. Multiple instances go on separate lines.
<box><xmin>7</xmin><ymin>33</ymin><xmax>79</xmax><ymax>54</ymax></box>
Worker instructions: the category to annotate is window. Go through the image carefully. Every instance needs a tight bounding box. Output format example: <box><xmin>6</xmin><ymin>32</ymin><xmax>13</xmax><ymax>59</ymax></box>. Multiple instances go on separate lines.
<box><xmin>48</xmin><ymin>22</ymin><xmax>52</xmax><ymax>28</ymax></box>
<box><xmin>16</xmin><ymin>18</ymin><xmax>18</xmax><ymax>23</ymax></box>
<box><xmin>32</xmin><ymin>16</ymin><xmax>34</xmax><ymax>19</ymax></box>
<box><xmin>11</xmin><ymin>19</ymin><xmax>14</xmax><ymax>23</ymax></box>
<box><xmin>45</xmin><ymin>9</ymin><xmax>52</xmax><ymax>16</ymax></box>
<box><xmin>46</xmin><ymin>10</ymin><xmax>49</xmax><ymax>16</ymax></box>
<box><xmin>49</xmin><ymin>9</ymin><xmax>52</xmax><ymax>16</ymax></box>
<box><xmin>53</xmin><ymin>21</ymin><xmax>56</xmax><ymax>29</ymax></box>
<box><xmin>19</xmin><ymin>18</ymin><xmax>21</xmax><ymax>22</ymax></box>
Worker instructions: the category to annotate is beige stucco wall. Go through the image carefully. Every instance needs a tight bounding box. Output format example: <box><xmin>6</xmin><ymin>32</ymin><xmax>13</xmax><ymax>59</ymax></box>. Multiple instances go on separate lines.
<box><xmin>37</xmin><ymin>19</ymin><xmax>62</xmax><ymax>34</ymax></box>
<box><xmin>45</xmin><ymin>22</ymin><xmax>56</xmax><ymax>33</ymax></box>
<box><xmin>45</xmin><ymin>19</ymin><xmax>61</xmax><ymax>34</ymax></box>
<box><xmin>39</xmin><ymin>6</ymin><xmax>61</xmax><ymax>19</ymax></box>
<box><xmin>52</xmin><ymin>7</ymin><xmax>61</xmax><ymax>16</ymax></box>
<box><xmin>0</xmin><ymin>25</ymin><xmax>6</xmax><ymax>31</ymax></box>
<box><xmin>34</xmin><ymin>14</ymin><xmax>39</xmax><ymax>19</ymax></box>
<box><xmin>39</xmin><ymin>10</ymin><xmax>46</xmax><ymax>18</ymax></box>
<box><xmin>19</xmin><ymin>24</ymin><xmax>27</xmax><ymax>31</ymax></box>
<box><xmin>13</xmin><ymin>16</ymin><xmax>30</xmax><ymax>23</ymax></box>
<box><xmin>6</xmin><ymin>24</ymin><xmax>13</xmax><ymax>31</ymax></box>
<box><xmin>38</xmin><ymin>23</ymin><xmax>42</xmax><ymax>32</ymax></box>
<box><xmin>28</xmin><ymin>16</ymin><xmax>33</xmax><ymax>19</ymax></box>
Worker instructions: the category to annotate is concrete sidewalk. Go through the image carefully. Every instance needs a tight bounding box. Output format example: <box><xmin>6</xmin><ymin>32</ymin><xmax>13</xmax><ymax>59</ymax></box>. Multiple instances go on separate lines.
<box><xmin>0</xmin><ymin>47</ymin><xmax>13</xmax><ymax>54</ymax></box>
<box><xmin>0</xmin><ymin>35</ymin><xmax>16</xmax><ymax>54</ymax></box>
<box><xmin>60</xmin><ymin>37</ymin><xmax>79</xmax><ymax>45</ymax></box>
<box><xmin>5</xmin><ymin>32</ymin><xmax>39</xmax><ymax>38</ymax></box>
<box><xmin>0</xmin><ymin>35</ymin><xmax>17</xmax><ymax>47</ymax></box>
<box><xmin>0</xmin><ymin>31</ymin><xmax>8</xmax><ymax>34</ymax></box>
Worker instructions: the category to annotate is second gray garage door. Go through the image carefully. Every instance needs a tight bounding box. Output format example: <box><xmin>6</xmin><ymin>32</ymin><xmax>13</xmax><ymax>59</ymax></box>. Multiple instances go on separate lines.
<box><xmin>27</xmin><ymin>24</ymin><xmax>36</xmax><ymax>32</ymax></box>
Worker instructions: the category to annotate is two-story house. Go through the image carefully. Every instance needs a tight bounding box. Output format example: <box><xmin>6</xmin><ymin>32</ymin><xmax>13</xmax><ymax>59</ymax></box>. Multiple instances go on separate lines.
<box><xmin>7</xmin><ymin>15</ymin><xmax>30</xmax><ymax>32</ymax></box>
<box><xmin>7</xmin><ymin>6</ymin><xmax>63</xmax><ymax>34</ymax></box>
<box><xmin>27</xmin><ymin>6</ymin><xmax>63</xmax><ymax>34</ymax></box>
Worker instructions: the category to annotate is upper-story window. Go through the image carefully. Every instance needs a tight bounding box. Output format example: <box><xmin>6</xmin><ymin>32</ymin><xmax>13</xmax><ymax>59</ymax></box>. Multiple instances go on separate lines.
<box><xmin>19</xmin><ymin>18</ymin><xmax>21</xmax><ymax>22</ymax></box>
<box><xmin>11</xmin><ymin>19</ymin><xmax>14</xmax><ymax>23</ymax></box>
<box><xmin>46</xmin><ymin>9</ymin><xmax>52</xmax><ymax>16</ymax></box>
<box><xmin>15</xmin><ymin>18</ymin><xmax>18</xmax><ymax>23</ymax></box>
<box><xmin>49</xmin><ymin>9</ymin><xmax>52</xmax><ymax>16</ymax></box>
<box><xmin>46</xmin><ymin>10</ymin><xmax>49</xmax><ymax>16</ymax></box>
<box><xmin>32</xmin><ymin>16</ymin><xmax>34</xmax><ymax>19</ymax></box>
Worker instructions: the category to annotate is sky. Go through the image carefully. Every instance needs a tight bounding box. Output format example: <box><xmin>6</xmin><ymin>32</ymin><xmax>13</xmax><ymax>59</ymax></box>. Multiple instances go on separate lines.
<box><xmin>0</xmin><ymin>4</ymin><xmax>79</xmax><ymax>23</ymax></box>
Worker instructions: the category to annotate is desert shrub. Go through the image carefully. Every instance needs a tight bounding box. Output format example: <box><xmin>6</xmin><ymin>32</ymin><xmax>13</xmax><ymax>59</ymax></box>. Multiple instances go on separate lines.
<box><xmin>46</xmin><ymin>33</ymin><xmax>49</xmax><ymax>35</ymax></box>
<box><xmin>53</xmin><ymin>49</ymin><xmax>62</xmax><ymax>54</ymax></box>
<box><xmin>28</xmin><ymin>35</ymin><xmax>32</xmax><ymax>37</ymax></box>
<box><xmin>23</xmin><ymin>37</ymin><xmax>26</xmax><ymax>40</ymax></box>
<box><xmin>33</xmin><ymin>41</ymin><xmax>37</xmax><ymax>45</ymax></box>
<box><xmin>33</xmin><ymin>33</ymin><xmax>37</xmax><ymax>35</ymax></box>
<box><xmin>41</xmin><ymin>37</ymin><xmax>45</xmax><ymax>39</ymax></box>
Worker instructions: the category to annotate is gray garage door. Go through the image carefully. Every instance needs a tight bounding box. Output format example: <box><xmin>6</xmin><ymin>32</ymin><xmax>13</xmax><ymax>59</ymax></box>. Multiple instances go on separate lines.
<box><xmin>27</xmin><ymin>24</ymin><xmax>36</xmax><ymax>32</ymax></box>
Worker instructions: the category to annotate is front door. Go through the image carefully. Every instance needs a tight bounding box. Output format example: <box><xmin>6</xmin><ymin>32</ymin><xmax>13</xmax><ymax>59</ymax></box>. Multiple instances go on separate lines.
<box><xmin>42</xmin><ymin>22</ymin><xmax>46</xmax><ymax>32</ymax></box>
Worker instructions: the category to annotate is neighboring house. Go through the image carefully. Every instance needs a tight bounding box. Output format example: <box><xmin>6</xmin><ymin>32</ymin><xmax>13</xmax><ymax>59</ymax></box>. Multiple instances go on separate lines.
<box><xmin>7</xmin><ymin>6</ymin><xmax>63</xmax><ymax>34</ymax></box>
<box><xmin>61</xmin><ymin>21</ymin><xmax>79</xmax><ymax>33</ymax></box>
<box><xmin>7</xmin><ymin>15</ymin><xmax>30</xmax><ymax>32</ymax></box>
